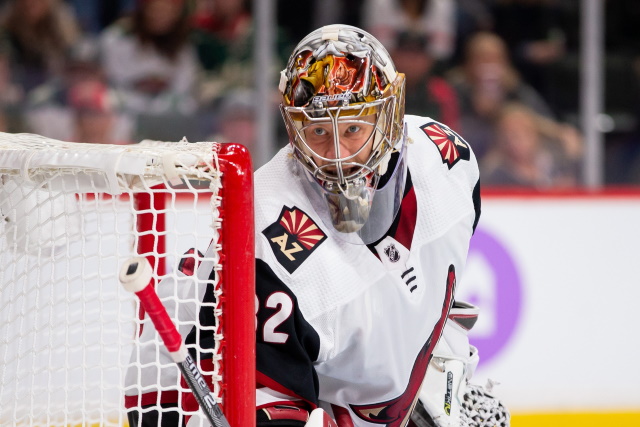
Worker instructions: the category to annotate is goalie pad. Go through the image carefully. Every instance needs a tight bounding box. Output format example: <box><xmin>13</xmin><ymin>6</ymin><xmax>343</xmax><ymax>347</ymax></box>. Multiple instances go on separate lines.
<box><xmin>414</xmin><ymin>301</ymin><xmax>509</xmax><ymax>426</ymax></box>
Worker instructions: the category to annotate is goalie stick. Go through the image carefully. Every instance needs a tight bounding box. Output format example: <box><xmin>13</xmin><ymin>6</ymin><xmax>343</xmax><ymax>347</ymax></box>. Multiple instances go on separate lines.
<box><xmin>119</xmin><ymin>257</ymin><xmax>231</xmax><ymax>427</ymax></box>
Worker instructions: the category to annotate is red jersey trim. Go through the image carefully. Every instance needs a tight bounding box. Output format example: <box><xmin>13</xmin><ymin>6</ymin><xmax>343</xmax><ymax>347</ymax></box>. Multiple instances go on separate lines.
<box><xmin>394</xmin><ymin>186</ymin><xmax>418</xmax><ymax>251</ymax></box>
<box><xmin>349</xmin><ymin>265</ymin><xmax>457</xmax><ymax>426</ymax></box>
<box><xmin>256</xmin><ymin>371</ymin><xmax>318</xmax><ymax>410</ymax></box>
<box><xmin>256</xmin><ymin>400</ymin><xmax>306</xmax><ymax>410</ymax></box>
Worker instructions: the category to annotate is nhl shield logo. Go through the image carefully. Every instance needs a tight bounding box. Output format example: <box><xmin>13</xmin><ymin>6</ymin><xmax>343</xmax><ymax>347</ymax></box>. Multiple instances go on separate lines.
<box><xmin>420</xmin><ymin>122</ymin><xmax>470</xmax><ymax>169</ymax></box>
<box><xmin>383</xmin><ymin>244</ymin><xmax>401</xmax><ymax>263</ymax></box>
<box><xmin>263</xmin><ymin>206</ymin><xmax>327</xmax><ymax>274</ymax></box>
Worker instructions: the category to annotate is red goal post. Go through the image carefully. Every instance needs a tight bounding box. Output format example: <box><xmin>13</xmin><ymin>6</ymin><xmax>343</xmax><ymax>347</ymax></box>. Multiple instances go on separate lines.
<box><xmin>0</xmin><ymin>134</ymin><xmax>255</xmax><ymax>427</ymax></box>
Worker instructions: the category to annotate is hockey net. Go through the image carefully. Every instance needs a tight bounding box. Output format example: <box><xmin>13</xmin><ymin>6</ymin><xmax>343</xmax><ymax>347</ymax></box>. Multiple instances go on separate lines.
<box><xmin>0</xmin><ymin>134</ymin><xmax>255</xmax><ymax>426</ymax></box>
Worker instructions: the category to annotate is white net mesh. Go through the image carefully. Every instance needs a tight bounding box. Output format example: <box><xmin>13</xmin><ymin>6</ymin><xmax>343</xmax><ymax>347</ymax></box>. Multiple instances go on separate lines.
<box><xmin>0</xmin><ymin>133</ymin><xmax>228</xmax><ymax>426</ymax></box>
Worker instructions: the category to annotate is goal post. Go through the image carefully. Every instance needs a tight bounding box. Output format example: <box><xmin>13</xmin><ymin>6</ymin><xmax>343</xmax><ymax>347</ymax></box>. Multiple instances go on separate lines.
<box><xmin>0</xmin><ymin>134</ymin><xmax>255</xmax><ymax>427</ymax></box>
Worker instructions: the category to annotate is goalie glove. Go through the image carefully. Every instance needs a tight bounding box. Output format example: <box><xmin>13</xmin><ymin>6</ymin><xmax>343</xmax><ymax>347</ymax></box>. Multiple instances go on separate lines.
<box><xmin>460</xmin><ymin>381</ymin><xmax>510</xmax><ymax>427</ymax></box>
<box><xmin>411</xmin><ymin>379</ymin><xmax>510</xmax><ymax>427</ymax></box>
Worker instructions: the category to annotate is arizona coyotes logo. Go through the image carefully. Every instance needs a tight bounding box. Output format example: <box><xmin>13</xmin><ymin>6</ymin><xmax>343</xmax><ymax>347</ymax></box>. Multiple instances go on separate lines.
<box><xmin>263</xmin><ymin>206</ymin><xmax>327</xmax><ymax>274</ymax></box>
<box><xmin>420</xmin><ymin>122</ymin><xmax>470</xmax><ymax>169</ymax></box>
<box><xmin>350</xmin><ymin>265</ymin><xmax>457</xmax><ymax>426</ymax></box>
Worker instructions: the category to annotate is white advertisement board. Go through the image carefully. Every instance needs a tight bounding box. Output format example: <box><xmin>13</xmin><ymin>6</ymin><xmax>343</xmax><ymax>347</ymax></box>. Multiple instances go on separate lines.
<box><xmin>460</xmin><ymin>192</ymin><xmax>640</xmax><ymax>413</ymax></box>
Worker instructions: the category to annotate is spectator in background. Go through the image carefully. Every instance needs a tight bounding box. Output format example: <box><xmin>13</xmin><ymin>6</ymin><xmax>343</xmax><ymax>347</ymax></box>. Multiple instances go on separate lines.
<box><xmin>0</xmin><ymin>0</ymin><xmax>81</xmax><ymax>92</ymax></box>
<box><xmin>277</xmin><ymin>0</ymin><xmax>365</xmax><ymax>44</ymax></box>
<box><xmin>67</xmin><ymin>79</ymin><xmax>128</xmax><ymax>144</ymax></box>
<box><xmin>390</xmin><ymin>30</ymin><xmax>459</xmax><ymax>128</ymax></box>
<box><xmin>68</xmin><ymin>0</ymin><xmax>135</xmax><ymax>35</ymax></box>
<box><xmin>452</xmin><ymin>0</ymin><xmax>493</xmax><ymax>65</ymax></box>
<box><xmin>193</xmin><ymin>0</ymin><xmax>251</xmax><ymax>42</ymax></box>
<box><xmin>99</xmin><ymin>0</ymin><xmax>200</xmax><ymax>115</ymax></box>
<box><xmin>617</xmin><ymin>101</ymin><xmax>640</xmax><ymax>184</ymax></box>
<box><xmin>491</xmin><ymin>0</ymin><xmax>569</xmax><ymax>104</ymax></box>
<box><xmin>482</xmin><ymin>103</ymin><xmax>582</xmax><ymax>188</ymax></box>
<box><xmin>447</xmin><ymin>31</ymin><xmax>554</xmax><ymax>161</ymax></box>
<box><xmin>25</xmin><ymin>38</ymin><xmax>133</xmax><ymax>142</ymax></box>
<box><xmin>0</xmin><ymin>47</ymin><xmax>24</xmax><ymax>109</ymax></box>
<box><xmin>192</xmin><ymin>0</ymin><xmax>252</xmax><ymax>103</ymax></box>
<box><xmin>193</xmin><ymin>0</ymin><xmax>292</xmax><ymax>107</ymax></box>
<box><xmin>0</xmin><ymin>108</ymin><xmax>8</xmax><ymax>132</ymax></box>
<box><xmin>209</xmin><ymin>89</ymin><xmax>258</xmax><ymax>164</ymax></box>
<box><xmin>0</xmin><ymin>45</ymin><xmax>25</xmax><ymax>141</ymax></box>
<box><xmin>362</xmin><ymin>0</ymin><xmax>457</xmax><ymax>63</ymax></box>
<box><xmin>310</xmin><ymin>0</ymin><xmax>365</xmax><ymax>32</ymax></box>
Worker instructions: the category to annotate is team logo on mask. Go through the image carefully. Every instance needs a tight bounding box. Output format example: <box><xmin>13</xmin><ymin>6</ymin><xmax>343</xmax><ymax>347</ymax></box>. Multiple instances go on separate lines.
<box><xmin>420</xmin><ymin>122</ymin><xmax>470</xmax><ymax>169</ymax></box>
<box><xmin>263</xmin><ymin>206</ymin><xmax>327</xmax><ymax>274</ymax></box>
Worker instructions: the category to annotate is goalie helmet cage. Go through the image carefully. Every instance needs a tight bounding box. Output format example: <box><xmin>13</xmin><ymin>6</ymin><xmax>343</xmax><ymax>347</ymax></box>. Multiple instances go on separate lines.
<box><xmin>0</xmin><ymin>134</ymin><xmax>255</xmax><ymax>427</ymax></box>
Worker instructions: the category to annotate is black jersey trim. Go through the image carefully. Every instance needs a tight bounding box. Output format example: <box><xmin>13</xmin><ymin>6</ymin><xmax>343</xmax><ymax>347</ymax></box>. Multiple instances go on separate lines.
<box><xmin>472</xmin><ymin>178</ymin><xmax>481</xmax><ymax>234</ymax></box>
<box><xmin>256</xmin><ymin>259</ymin><xmax>321</xmax><ymax>405</ymax></box>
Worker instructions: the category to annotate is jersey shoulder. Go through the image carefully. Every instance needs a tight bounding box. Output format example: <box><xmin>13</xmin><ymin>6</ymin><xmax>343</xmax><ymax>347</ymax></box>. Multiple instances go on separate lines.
<box><xmin>404</xmin><ymin>115</ymin><xmax>479</xmax><ymax>188</ymax></box>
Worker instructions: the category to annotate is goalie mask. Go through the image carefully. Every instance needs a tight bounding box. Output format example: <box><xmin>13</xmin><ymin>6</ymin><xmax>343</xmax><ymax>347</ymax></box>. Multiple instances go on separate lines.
<box><xmin>280</xmin><ymin>24</ymin><xmax>407</xmax><ymax>244</ymax></box>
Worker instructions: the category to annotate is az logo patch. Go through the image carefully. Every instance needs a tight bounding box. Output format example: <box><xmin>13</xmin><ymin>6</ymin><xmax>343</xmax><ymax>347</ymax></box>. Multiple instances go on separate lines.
<box><xmin>263</xmin><ymin>206</ymin><xmax>327</xmax><ymax>274</ymax></box>
<box><xmin>420</xmin><ymin>122</ymin><xmax>470</xmax><ymax>169</ymax></box>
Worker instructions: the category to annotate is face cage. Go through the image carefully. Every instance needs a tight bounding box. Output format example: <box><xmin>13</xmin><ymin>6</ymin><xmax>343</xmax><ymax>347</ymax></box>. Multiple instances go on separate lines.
<box><xmin>295</xmin><ymin>128</ymin><xmax>408</xmax><ymax>244</ymax></box>
<box><xmin>281</xmin><ymin>96</ymin><xmax>401</xmax><ymax>193</ymax></box>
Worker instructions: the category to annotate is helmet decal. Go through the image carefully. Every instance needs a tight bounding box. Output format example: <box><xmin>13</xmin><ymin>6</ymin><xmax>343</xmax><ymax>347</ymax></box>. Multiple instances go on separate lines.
<box><xmin>284</xmin><ymin>36</ymin><xmax>393</xmax><ymax>109</ymax></box>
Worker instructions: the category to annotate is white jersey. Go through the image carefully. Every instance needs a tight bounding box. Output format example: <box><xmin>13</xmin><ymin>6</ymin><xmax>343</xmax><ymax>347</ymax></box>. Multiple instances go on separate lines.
<box><xmin>122</xmin><ymin>115</ymin><xmax>480</xmax><ymax>427</ymax></box>
<box><xmin>254</xmin><ymin>115</ymin><xmax>480</xmax><ymax>426</ymax></box>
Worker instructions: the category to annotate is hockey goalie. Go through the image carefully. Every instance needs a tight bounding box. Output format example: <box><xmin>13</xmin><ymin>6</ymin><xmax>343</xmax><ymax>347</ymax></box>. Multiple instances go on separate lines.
<box><xmin>125</xmin><ymin>23</ymin><xmax>510</xmax><ymax>427</ymax></box>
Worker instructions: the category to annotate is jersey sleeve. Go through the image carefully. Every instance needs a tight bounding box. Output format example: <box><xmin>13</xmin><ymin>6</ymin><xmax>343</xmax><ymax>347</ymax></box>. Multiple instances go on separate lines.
<box><xmin>408</xmin><ymin>115</ymin><xmax>481</xmax><ymax>233</ymax></box>
<box><xmin>255</xmin><ymin>258</ymin><xmax>322</xmax><ymax>409</ymax></box>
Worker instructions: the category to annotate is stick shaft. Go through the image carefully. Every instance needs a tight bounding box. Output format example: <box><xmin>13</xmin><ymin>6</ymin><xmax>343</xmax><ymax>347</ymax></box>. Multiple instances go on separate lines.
<box><xmin>121</xmin><ymin>257</ymin><xmax>231</xmax><ymax>427</ymax></box>
<box><xmin>135</xmin><ymin>284</ymin><xmax>183</xmax><ymax>353</ymax></box>
<box><xmin>178</xmin><ymin>354</ymin><xmax>229</xmax><ymax>427</ymax></box>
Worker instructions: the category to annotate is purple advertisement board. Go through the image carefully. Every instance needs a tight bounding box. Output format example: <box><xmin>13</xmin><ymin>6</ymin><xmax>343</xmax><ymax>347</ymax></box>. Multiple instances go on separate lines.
<box><xmin>467</xmin><ymin>228</ymin><xmax>523</xmax><ymax>367</ymax></box>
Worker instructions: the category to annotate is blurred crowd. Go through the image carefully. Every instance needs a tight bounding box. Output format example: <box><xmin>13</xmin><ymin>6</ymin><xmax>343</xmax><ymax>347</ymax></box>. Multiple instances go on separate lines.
<box><xmin>0</xmin><ymin>0</ymin><xmax>639</xmax><ymax>187</ymax></box>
